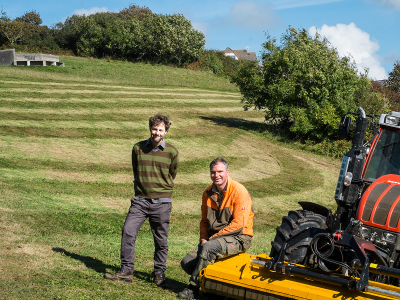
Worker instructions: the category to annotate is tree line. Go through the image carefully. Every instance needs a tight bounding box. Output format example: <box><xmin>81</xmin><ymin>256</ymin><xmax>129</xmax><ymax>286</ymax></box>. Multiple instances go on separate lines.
<box><xmin>0</xmin><ymin>5</ymin><xmax>205</xmax><ymax>66</ymax></box>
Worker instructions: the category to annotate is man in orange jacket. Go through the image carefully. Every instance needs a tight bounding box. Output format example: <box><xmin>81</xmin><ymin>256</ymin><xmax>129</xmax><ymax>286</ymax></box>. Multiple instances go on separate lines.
<box><xmin>178</xmin><ymin>157</ymin><xmax>254</xmax><ymax>299</ymax></box>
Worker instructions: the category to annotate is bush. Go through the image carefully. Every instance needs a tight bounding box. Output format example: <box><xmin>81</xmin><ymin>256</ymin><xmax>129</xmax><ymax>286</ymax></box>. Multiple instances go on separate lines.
<box><xmin>53</xmin><ymin>12</ymin><xmax>204</xmax><ymax>66</ymax></box>
<box><xmin>231</xmin><ymin>27</ymin><xmax>372</xmax><ymax>140</ymax></box>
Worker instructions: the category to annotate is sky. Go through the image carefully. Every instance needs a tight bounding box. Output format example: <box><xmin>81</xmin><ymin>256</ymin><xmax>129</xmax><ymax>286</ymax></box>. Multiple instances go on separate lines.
<box><xmin>2</xmin><ymin>0</ymin><xmax>399</xmax><ymax>80</ymax></box>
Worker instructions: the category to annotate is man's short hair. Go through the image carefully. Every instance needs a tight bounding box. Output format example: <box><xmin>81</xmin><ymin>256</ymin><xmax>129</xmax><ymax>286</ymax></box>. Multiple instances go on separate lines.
<box><xmin>149</xmin><ymin>114</ymin><xmax>171</xmax><ymax>131</ymax></box>
<box><xmin>210</xmin><ymin>158</ymin><xmax>229</xmax><ymax>171</ymax></box>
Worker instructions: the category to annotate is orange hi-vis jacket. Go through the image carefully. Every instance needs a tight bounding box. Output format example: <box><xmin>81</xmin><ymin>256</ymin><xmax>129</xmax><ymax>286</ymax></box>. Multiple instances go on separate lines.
<box><xmin>200</xmin><ymin>177</ymin><xmax>254</xmax><ymax>241</ymax></box>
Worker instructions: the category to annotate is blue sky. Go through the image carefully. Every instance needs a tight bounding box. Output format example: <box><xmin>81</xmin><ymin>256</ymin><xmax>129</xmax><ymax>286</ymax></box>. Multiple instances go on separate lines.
<box><xmin>2</xmin><ymin>0</ymin><xmax>399</xmax><ymax>80</ymax></box>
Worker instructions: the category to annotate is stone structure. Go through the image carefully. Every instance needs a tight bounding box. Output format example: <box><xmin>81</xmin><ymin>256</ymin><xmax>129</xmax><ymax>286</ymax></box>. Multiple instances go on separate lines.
<box><xmin>0</xmin><ymin>49</ymin><xmax>65</xmax><ymax>67</ymax></box>
<box><xmin>0</xmin><ymin>49</ymin><xmax>15</xmax><ymax>65</ymax></box>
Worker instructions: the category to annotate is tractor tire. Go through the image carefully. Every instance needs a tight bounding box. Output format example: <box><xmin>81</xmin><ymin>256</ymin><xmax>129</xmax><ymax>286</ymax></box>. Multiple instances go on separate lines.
<box><xmin>270</xmin><ymin>210</ymin><xmax>326</xmax><ymax>264</ymax></box>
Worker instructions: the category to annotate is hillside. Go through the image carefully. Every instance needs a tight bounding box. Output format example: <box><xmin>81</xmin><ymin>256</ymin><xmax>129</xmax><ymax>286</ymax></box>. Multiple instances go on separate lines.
<box><xmin>0</xmin><ymin>57</ymin><xmax>340</xmax><ymax>299</ymax></box>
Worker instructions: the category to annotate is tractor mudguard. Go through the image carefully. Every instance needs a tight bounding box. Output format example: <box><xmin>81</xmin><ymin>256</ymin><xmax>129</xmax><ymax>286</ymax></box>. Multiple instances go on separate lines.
<box><xmin>298</xmin><ymin>201</ymin><xmax>332</xmax><ymax>218</ymax></box>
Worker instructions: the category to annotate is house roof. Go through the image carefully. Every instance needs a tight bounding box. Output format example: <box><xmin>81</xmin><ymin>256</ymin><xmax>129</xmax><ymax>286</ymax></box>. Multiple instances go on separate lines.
<box><xmin>220</xmin><ymin>47</ymin><xmax>258</xmax><ymax>61</ymax></box>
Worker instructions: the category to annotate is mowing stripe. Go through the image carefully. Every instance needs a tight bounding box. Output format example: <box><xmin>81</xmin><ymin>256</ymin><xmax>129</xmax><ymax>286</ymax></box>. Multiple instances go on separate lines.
<box><xmin>0</xmin><ymin>107</ymin><xmax>249</xmax><ymax>114</ymax></box>
<box><xmin>2</xmin><ymin>87</ymin><xmax>241</xmax><ymax>98</ymax></box>
<box><xmin>0</xmin><ymin>80</ymin><xmax>241</xmax><ymax>96</ymax></box>
<box><xmin>0</xmin><ymin>119</ymin><xmax>201</xmax><ymax>129</ymax></box>
<box><xmin>1</xmin><ymin>97</ymin><xmax>239</xmax><ymax>103</ymax></box>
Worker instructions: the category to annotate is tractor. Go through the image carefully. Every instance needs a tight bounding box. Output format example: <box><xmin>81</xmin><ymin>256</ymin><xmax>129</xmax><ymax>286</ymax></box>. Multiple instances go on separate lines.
<box><xmin>199</xmin><ymin>107</ymin><xmax>400</xmax><ymax>299</ymax></box>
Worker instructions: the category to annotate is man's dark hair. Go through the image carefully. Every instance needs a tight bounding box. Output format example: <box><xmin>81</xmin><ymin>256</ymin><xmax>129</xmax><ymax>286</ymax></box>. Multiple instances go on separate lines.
<box><xmin>210</xmin><ymin>157</ymin><xmax>229</xmax><ymax>171</ymax></box>
<box><xmin>149</xmin><ymin>114</ymin><xmax>171</xmax><ymax>131</ymax></box>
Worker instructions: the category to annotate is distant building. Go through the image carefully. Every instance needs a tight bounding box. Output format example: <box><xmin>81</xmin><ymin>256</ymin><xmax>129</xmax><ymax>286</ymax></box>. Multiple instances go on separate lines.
<box><xmin>220</xmin><ymin>47</ymin><xmax>258</xmax><ymax>62</ymax></box>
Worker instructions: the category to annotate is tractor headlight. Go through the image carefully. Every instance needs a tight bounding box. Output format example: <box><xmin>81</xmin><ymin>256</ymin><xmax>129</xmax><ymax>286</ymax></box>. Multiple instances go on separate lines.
<box><xmin>385</xmin><ymin>116</ymin><xmax>400</xmax><ymax>126</ymax></box>
<box><xmin>360</xmin><ymin>227</ymin><xmax>371</xmax><ymax>238</ymax></box>
<box><xmin>344</xmin><ymin>172</ymin><xmax>353</xmax><ymax>186</ymax></box>
<box><xmin>383</xmin><ymin>232</ymin><xmax>396</xmax><ymax>244</ymax></box>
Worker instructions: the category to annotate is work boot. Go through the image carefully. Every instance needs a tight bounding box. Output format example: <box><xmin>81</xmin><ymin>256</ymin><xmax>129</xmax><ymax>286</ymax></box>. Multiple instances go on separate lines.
<box><xmin>104</xmin><ymin>269</ymin><xmax>133</xmax><ymax>283</ymax></box>
<box><xmin>178</xmin><ymin>285</ymin><xmax>199</xmax><ymax>299</ymax></box>
<box><xmin>152</xmin><ymin>271</ymin><xmax>167</xmax><ymax>288</ymax></box>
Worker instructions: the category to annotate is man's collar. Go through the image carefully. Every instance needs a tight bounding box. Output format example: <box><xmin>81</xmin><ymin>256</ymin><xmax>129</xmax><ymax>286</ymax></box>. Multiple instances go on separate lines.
<box><xmin>211</xmin><ymin>179</ymin><xmax>229</xmax><ymax>194</ymax></box>
<box><xmin>146</xmin><ymin>138</ymin><xmax>166</xmax><ymax>149</ymax></box>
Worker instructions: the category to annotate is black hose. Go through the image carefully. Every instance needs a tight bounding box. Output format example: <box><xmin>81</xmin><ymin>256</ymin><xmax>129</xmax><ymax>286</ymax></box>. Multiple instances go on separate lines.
<box><xmin>310</xmin><ymin>233</ymin><xmax>356</xmax><ymax>277</ymax></box>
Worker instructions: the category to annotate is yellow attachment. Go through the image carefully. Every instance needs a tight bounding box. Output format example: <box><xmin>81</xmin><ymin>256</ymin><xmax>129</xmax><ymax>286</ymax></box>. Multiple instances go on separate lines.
<box><xmin>199</xmin><ymin>253</ymin><xmax>400</xmax><ymax>300</ymax></box>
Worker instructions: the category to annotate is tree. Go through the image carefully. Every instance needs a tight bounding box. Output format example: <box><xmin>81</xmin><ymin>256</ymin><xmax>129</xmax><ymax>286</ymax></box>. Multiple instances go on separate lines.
<box><xmin>129</xmin><ymin>14</ymin><xmax>205</xmax><ymax>65</ymax></box>
<box><xmin>16</xmin><ymin>10</ymin><xmax>42</xmax><ymax>25</ymax></box>
<box><xmin>386</xmin><ymin>61</ymin><xmax>400</xmax><ymax>93</ymax></box>
<box><xmin>118</xmin><ymin>4</ymin><xmax>154</xmax><ymax>21</ymax></box>
<box><xmin>53</xmin><ymin>12</ymin><xmax>204</xmax><ymax>65</ymax></box>
<box><xmin>232</xmin><ymin>27</ymin><xmax>371</xmax><ymax>139</ymax></box>
<box><xmin>0</xmin><ymin>10</ymin><xmax>42</xmax><ymax>45</ymax></box>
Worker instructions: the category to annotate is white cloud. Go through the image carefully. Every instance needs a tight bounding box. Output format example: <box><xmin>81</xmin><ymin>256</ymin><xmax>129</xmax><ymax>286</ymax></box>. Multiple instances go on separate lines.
<box><xmin>73</xmin><ymin>7</ymin><xmax>109</xmax><ymax>16</ymax></box>
<box><xmin>309</xmin><ymin>23</ymin><xmax>387</xmax><ymax>80</ymax></box>
<box><xmin>367</xmin><ymin>0</ymin><xmax>400</xmax><ymax>10</ymax></box>
<box><xmin>192</xmin><ymin>22</ymin><xmax>209</xmax><ymax>36</ymax></box>
<box><xmin>222</xmin><ymin>0</ymin><xmax>282</xmax><ymax>31</ymax></box>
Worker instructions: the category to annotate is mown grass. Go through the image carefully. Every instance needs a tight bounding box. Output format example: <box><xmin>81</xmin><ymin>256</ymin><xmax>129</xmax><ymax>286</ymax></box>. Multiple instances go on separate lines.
<box><xmin>1</xmin><ymin>56</ymin><xmax>241</xmax><ymax>91</ymax></box>
<box><xmin>0</xmin><ymin>59</ymin><xmax>340</xmax><ymax>299</ymax></box>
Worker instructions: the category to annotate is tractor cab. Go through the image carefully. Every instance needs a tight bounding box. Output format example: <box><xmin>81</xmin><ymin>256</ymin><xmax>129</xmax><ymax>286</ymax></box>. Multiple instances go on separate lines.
<box><xmin>364</xmin><ymin>112</ymin><xmax>400</xmax><ymax>182</ymax></box>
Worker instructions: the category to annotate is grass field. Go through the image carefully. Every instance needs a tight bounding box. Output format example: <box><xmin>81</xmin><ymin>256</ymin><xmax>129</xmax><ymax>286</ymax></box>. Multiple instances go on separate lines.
<box><xmin>0</xmin><ymin>56</ymin><xmax>341</xmax><ymax>299</ymax></box>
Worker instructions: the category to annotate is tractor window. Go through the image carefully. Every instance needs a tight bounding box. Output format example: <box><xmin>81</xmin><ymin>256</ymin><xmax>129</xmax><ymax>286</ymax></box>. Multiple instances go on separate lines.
<box><xmin>364</xmin><ymin>129</ymin><xmax>400</xmax><ymax>181</ymax></box>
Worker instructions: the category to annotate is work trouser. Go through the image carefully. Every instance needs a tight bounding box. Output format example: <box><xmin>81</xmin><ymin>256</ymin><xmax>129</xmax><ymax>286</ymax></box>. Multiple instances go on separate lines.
<box><xmin>181</xmin><ymin>235</ymin><xmax>252</xmax><ymax>287</ymax></box>
<box><xmin>120</xmin><ymin>199</ymin><xmax>172</xmax><ymax>274</ymax></box>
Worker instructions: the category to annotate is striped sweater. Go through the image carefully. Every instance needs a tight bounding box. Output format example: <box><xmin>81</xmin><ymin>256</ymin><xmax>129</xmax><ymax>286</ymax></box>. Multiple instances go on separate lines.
<box><xmin>132</xmin><ymin>139</ymin><xmax>179</xmax><ymax>198</ymax></box>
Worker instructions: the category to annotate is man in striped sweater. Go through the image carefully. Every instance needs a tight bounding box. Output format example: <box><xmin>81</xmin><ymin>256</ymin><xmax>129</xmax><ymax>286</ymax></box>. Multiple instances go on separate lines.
<box><xmin>105</xmin><ymin>114</ymin><xmax>179</xmax><ymax>287</ymax></box>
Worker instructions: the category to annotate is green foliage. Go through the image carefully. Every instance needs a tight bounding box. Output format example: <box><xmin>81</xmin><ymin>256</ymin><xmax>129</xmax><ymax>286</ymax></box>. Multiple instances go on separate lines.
<box><xmin>230</xmin><ymin>60</ymin><xmax>264</xmax><ymax>108</ymax></box>
<box><xmin>15</xmin><ymin>10</ymin><xmax>42</xmax><ymax>25</ymax></box>
<box><xmin>0</xmin><ymin>11</ymin><xmax>32</xmax><ymax>44</ymax></box>
<box><xmin>232</xmin><ymin>27</ymin><xmax>372</xmax><ymax>140</ymax></box>
<box><xmin>133</xmin><ymin>14</ymin><xmax>205</xmax><ymax>65</ymax></box>
<box><xmin>371</xmin><ymin>80</ymin><xmax>400</xmax><ymax>112</ymax></box>
<box><xmin>0</xmin><ymin>6</ymin><xmax>204</xmax><ymax>66</ymax></box>
<box><xmin>56</xmin><ymin>13</ymin><xmax>139</xmax><ymax>58</ymax></box>
<box><xmin>189</xmin><ymin>50</ymin><xmax>254</xmax><ymax>78</ymax></box>
<box><xmin>0</xmin><ymin>10</ymin><xmax>58</xmax><ymax>50</ymax></box>
<box><xmin>359</xmin><ymin>86</ymin><xmax>390</xmax><ymax>116</ymax></box>
<box><xmin>386</xmin><ymin>60</ymin><xmax>400</xmax><ymax>93</ymax></box>
<box><xmin>53</xmin><ymin>12</ymin><xmax>204</xmax><ymax>66</ymax></box>
<box><xmin>118</xmin><ymin>4</ymin><xmax>154</xmax><ymax>20</ymax></box>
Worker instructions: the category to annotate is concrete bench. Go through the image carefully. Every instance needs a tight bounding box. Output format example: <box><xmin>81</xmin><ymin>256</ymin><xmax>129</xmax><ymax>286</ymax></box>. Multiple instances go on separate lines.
<box><xmin>0</xmin><ymin>49</ymin><xmax>65</xmax><ymax>67</ymax></box>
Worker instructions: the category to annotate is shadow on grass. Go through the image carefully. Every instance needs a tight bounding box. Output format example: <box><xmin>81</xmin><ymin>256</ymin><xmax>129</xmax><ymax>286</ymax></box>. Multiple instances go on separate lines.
<box><xmin>200</xmin><ymin>116</ymin><xmax>269</xmax><ymax>133</ymax></box>
<box><xmin>52</xmin><ymin>247</ymin><xmax>188</xmax><ymax>294</ymax></box>
<box><xmin>200</xmin><ymin>115</ymin><xmax>293</xmax><ymax>144</ymax></box>
<box><xmin>52</xmin><ymin>247</ymin><xmax>117</xmax><ymax>273</ymax></box>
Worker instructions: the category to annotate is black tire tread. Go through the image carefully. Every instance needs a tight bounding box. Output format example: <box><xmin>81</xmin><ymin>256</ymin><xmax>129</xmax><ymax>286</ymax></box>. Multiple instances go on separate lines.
<box><xmin>270</xmin><ymin>210</ymin><xmax>326</xmax><ymax>264</ymax></box>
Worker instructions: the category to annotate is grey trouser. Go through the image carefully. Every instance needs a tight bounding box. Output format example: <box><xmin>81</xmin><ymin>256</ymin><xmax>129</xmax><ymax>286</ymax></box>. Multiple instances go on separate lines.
<box><xmin>120</xmin><ymin>199</ymin><xmax>172</xmax><ymax>274</ymax></box>
<box><xmin>181</xmin><ymin>235</ymin><xmax>251</xmax><ymax>287</ymax></box>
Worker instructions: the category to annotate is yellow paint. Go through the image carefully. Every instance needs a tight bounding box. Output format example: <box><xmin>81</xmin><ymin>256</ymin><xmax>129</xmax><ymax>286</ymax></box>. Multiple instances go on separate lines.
<box><xmin>199</xmin><ymin>253</ymin><xmax>400</xmax><ymax>300</ymax></box>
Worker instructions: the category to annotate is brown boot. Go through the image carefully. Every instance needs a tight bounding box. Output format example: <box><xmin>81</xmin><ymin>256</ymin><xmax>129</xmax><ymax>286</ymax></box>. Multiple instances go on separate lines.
<box><xmin>104</xmin><ymin>269</ymin><xmax>133</xmax><ymax>283</ymax></box>
<box><xmin>152</xmin><ymin>271</ymin><xmax>167</xmax><ymax>288</ymax></box>
<box><xmin>178</xmin><ymin>285</ymin><xmax>199</xmax><ymax>299</ymax></box>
